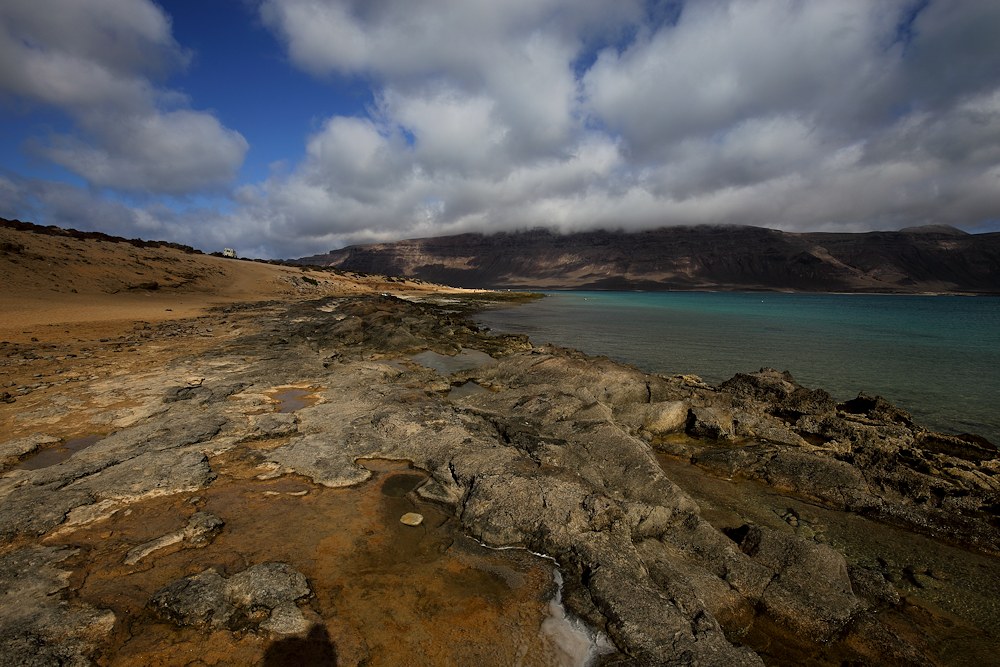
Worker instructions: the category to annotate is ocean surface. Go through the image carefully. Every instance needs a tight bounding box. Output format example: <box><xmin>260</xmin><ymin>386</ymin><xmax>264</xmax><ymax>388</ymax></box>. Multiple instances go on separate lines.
<box><xmin>475</xmin><ymin>291</ymin><xmax>1000</xmax><ymax>444</ymax></box>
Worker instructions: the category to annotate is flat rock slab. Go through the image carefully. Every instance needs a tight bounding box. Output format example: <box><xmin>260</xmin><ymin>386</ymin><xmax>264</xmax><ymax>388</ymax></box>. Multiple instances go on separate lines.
<box><xmin>123</xmin><ymin>511</ymin><xmax>224</xmax><ymax>565</ymax></box>
<box><xmin>0</xmin><ymin>546</ymin><xmax>115</xmax><ymax>665</ymax></box>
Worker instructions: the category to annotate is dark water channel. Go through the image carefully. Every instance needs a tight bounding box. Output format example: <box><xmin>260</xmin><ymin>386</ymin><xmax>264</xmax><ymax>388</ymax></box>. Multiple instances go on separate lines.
<box><xmin>448</xmin><ymin>381</ymin><xmax>489</xmax><ymax>399</ymax></box>
<box><xmin>411</xmin><ymin>349</ymin><xmax>495</xmax><ymax>375</ymax></box>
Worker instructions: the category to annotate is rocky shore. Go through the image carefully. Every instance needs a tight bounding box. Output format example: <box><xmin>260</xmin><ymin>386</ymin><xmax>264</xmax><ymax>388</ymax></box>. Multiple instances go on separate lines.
<box><xmin>1</xmin><ymin>292</ymin><xmax>998</xmax><ymax>665</ymax></box>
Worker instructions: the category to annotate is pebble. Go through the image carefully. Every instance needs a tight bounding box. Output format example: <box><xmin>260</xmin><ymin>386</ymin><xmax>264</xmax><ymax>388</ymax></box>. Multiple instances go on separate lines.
<box><xmin>400</xmin><ymin>512</ymin><xmax>424</xmax><ymax>526</ymax></box>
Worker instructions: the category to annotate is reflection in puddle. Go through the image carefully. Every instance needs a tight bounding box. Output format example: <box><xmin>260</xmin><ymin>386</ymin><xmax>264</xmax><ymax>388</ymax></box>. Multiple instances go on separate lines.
<box><xmin>448</xmin><ymin>381</ymin><xmax>489</xmax><ymax>400</ymax></box>
<box><xmin>269</xmin><ymin>387</ymin><xmax>319</xmax><ymax>413</ymax></box>
<box><xmin>56</xmin><ymin>456</ymin><xmax>589</xmax><ymax>665</ymax></box>
<box><xmin>18</xmin><ymin>434</ymin><xmax>103</xmax><ymax>470</ymax></box>
<box><xmin>379</xmin><ymin>471</ymin><xmax>425</xmax><ymax>497</ymax></box>
<box><xmin>411</xmin><ymin>349</ymin><xmax>495</xmax><ymax>375</ymax></box>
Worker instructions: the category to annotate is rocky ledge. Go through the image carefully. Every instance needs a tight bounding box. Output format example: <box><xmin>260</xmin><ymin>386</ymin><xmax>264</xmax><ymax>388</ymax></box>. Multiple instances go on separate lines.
<box><xmin>1</xmin><ymin>294</ymin><xmax>997</xmax><ymax>665</ymax></box>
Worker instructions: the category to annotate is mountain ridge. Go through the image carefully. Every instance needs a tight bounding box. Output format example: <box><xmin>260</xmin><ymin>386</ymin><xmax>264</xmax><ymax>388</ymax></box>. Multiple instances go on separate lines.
<box><xmin>301</xmin><ymin>225</ymin><xmax>1000</xmax><ymax>294</ymax></box>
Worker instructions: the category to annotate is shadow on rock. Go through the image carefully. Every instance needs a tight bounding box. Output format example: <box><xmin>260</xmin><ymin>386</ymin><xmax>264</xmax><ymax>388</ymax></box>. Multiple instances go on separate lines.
<box><xmin>263</xmin><ymin>624</ymin><xmax>337</xmax><ymax>666</ymax></box>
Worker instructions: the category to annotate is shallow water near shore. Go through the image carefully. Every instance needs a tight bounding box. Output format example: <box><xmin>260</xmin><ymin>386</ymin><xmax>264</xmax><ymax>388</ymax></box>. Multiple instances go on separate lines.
<box><xmin>51</xmin><ymin>456</ymin><xmax>586</xmax><ymax>666</ymax></box>
<box><xmin>476</xmin><ymin>291</ymin><xmax>1000</xmax><ymax>443</ymax></box>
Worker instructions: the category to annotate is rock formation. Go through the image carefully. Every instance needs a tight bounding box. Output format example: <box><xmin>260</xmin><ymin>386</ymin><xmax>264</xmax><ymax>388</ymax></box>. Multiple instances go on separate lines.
<box><xmin>1</xmin><ymin>294</ymin><xmax>997</xmax><ymax>664</ymax></box>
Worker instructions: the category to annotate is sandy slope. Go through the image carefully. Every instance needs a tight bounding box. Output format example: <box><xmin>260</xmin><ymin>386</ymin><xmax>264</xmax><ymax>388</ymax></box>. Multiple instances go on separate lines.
<box><xmin>0</xmin><ymin>224</ymin><xmax>468</xmax><ymax>344</ymax></box>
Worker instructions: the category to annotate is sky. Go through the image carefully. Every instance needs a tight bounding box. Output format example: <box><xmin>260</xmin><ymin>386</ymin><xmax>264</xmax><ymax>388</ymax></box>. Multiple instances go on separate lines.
<box><xmin>1</xmin><ymin>0</ymin><xmax>999</xmax><ymax>259</ymax></box>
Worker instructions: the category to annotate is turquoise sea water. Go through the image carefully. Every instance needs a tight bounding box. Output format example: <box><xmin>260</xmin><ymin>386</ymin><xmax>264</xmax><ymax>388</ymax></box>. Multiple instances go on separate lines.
<box><xmin>475</xmin><ymin>291</ymin><xmax>1000</xmax><ymax>444</ymax></box>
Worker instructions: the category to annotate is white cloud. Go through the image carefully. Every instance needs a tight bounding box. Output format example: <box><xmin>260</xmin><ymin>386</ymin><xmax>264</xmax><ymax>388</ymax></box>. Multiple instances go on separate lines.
<box><xmin>583</xmin><ymin>0</ymin><xmax>906</xmax><ymax>155</ymax></box>
<box><xmin>41</xmin><ymin>110</ymin><xmax>248</xmax><ymax>194</ymax></box>
<box><xmin>259</xmin><ymin>0</ymin><xmax>643</xmax><ymax>80</ymax></box>
<box><xmin>259</xmin><ymin>0</ymin><xmax>638</xmax><ymax>160</ymax></box>
<box><xmin>303</xmin><ymin>116</ymin><xmax>400</xmax><ymax>185</ymax></box>
<box><xmin>380</xmin><ymin>87</ymin><xmax>506</xmax><ymax>173</ymax></box>
<box><xmin>0</xmin><ymin>0</ymin><xmax>246</xmax><ymax>194</ymax></box>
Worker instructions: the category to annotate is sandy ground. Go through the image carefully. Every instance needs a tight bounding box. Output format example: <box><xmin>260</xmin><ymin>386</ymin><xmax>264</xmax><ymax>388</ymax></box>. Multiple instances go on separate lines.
<box><xmin>0</xmin><ymin>224</ymin><xmax>472</xmax><ymax>345</ymax></box>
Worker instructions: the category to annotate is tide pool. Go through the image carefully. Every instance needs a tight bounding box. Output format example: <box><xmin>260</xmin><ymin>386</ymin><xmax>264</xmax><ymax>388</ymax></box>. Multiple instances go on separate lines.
<box><xmin>475</xmin><ymin>291</ymin><xmax>1000</xmax><ymax>444</ymax></box>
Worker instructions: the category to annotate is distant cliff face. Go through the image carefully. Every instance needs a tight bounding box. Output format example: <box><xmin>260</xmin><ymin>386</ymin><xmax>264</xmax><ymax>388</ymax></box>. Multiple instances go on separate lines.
<box><xmin>300</xmin><ymin>225</ymin><xmax>1000</xmax><ymax>294</ymax></box>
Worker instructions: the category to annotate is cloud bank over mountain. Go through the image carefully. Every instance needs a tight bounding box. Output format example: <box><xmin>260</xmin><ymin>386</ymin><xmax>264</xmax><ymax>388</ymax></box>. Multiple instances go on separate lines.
<box><xmin>2</xmin><ymin>0</ymin><xmax>999</xmax><ymax>257</ymax></box>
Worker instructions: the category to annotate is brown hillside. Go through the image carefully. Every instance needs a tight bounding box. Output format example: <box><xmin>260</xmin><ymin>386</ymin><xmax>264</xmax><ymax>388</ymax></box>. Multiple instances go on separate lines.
<box><xmin>0</xmin><ymin>218</ymin><xmax>471</xmax><ymax>344</ymax></box>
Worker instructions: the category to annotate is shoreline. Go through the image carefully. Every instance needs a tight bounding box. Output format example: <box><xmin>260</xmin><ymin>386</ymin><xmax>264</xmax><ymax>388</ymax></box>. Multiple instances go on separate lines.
<box><xmin>476</xmin><ymin>289</ymin><xmax>1000</xmax><ymax>446</ymax></box>
<box><xmin>1</xmin><ymin>289</ymin><xmax>998</xmax><ymax>664</ymax></box>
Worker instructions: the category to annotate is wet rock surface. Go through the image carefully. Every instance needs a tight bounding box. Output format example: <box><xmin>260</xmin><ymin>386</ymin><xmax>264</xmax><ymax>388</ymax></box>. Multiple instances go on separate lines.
<box><xmin>1</xmin><ymin>293</ymin><xmax>997</xmax><ymax>665</ymax></box>
<box><xmin>149</xmin><ymin>562</ymin><xmax>311</xmax><ymax>633</ymax></box>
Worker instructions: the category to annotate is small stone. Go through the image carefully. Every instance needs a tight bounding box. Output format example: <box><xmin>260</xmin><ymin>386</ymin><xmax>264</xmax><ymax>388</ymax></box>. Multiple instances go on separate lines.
<box><xmin>184</xmin><ymin>511</ymin><xmax>225</xmax><ymax>545</ymax></box>
<box><xmin>400</xmin><ymin>512</ymin><xmax>424</xmax><ymax>526</ymax></box>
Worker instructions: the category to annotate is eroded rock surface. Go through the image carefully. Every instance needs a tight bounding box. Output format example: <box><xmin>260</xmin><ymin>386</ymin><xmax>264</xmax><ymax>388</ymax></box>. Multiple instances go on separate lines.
<box><xmin>0</xmin><ymin>547</ymin><xmax>115</xmax><ymax>666</ymax></box>
<box><xmin>1</xmin><ymin>294</ymin><xmax>997</xmax><ymax>665</ymax></box>
<box><xmin>684</xmin><ymin>367</ymin><xmax>1000</xmax><ymax>553</ymax></box>
<box><xmin>150</xmin><ymin>562</ymin><xmax>311</xmax><ymax>634</ymax></box>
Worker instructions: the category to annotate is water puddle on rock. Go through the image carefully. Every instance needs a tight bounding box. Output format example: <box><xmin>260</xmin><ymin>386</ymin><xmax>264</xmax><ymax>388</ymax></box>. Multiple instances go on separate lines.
<box><xmin>411</xmin><ymin>349</ymin><xmax>495</xmax><ymax>375</ymax></box>
<box><xmin>52</xmin><ymin>456</ymin><xmax>592</xmax><ymax>666</ymax></box>
<box><xmin>653</xmin><ymin>441</ymin><xmax>1000</xmax><ymax>666</ymax></box>
<box><xmin>268</xmin><ymin>387</ymin><xmax>320</xmax><ymax>413</ymax></box>
<box><xmin>448</xmin><ymin>380</ymin><xmax>489</xmax><ymax>400</ymax></box>
<box><xmin>17</xmin><ymin>434</ymin><xmax>103</xmax><ymax>470</ymax></box>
